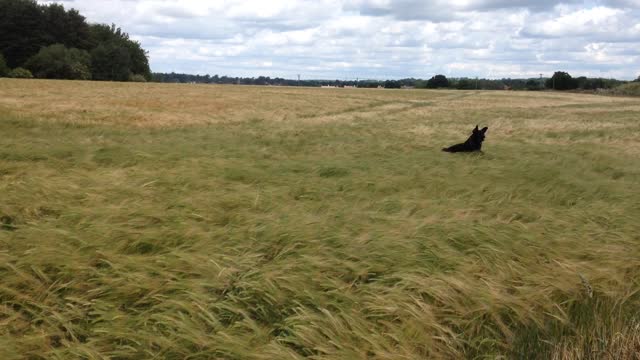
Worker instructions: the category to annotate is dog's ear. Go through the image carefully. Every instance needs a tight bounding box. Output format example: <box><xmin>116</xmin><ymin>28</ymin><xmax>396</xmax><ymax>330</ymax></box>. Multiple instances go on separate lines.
<box><xmin>481</xmin><ymin>127</ymin><xmax>488</xmax><ymax>134</ymax></box>
<box><xmin>474</xmin><ymin>125</ymin><xmax>479</xmax><ymax>131</ymax></box>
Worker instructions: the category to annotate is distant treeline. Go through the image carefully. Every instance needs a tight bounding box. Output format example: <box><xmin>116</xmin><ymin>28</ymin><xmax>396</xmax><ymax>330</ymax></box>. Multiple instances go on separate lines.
<box><xmin>151</xmin><ymin>72</ymin><xmax>629</xmax><ymax>91</ymax></box>
<box><xmin>0</xmin><ymin>0</ymin><xmax>150</xmax><ymax>81</ymax></box>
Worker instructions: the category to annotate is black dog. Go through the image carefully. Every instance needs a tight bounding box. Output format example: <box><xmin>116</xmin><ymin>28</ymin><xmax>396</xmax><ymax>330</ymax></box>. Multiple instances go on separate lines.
<box><xmin>442</xmin><ymin>125</ymin><xmax>488</xmax><ymax>153</ymax></box>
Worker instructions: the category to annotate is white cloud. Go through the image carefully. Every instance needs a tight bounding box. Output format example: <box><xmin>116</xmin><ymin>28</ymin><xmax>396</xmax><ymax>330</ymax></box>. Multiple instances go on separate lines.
<box><xmin>41</xmin><ymin>0</ymin><xmax>640</xmax><ymax>79</ymax></box>
<box><xmin>521</xmin><ymin>6</ymin><xmax>633</xmax><ymax>38</ymax></box>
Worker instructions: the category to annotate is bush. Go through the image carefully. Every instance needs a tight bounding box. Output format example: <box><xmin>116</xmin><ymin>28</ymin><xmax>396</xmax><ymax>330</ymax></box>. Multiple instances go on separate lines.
<box><xmin>129</xmin><ymin>73</ymin><xmax>147</xmax><ymax>82</ymax></box>
<box><xmin>9</xmin><ymin>67</ymin><xmax>33</xmax><ymax>78</ymax></box>
<box><xmin>600</xmin><ymin>82</ymin><xmax>640</xmax><ymax>97</ymax></box>
<box><xmin>0</xmin><ymin>53</ymin><xmax>9</xmax><ymax>77</ymax></box>
<box><xmin>25</xmin><ymin>44</ymin><xmax>91</xmax><ymax>80</ymax></box>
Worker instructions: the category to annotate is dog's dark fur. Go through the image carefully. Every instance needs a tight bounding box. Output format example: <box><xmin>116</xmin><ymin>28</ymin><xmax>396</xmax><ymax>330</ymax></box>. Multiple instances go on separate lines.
<box><xmin>442</xmin><ymin>125</ymin><xmax>488</xmax><ymax>153</ymax></box>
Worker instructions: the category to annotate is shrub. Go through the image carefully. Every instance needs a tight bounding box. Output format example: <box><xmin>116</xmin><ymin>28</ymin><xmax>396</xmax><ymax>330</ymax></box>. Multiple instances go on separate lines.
<box><xmin>9</xmin><ymin>67</ymin><xmax>33</xmax><ymax>78</ymax></box>
<box><xmin>129</xmin><ymin>73</ymin><xmax>147</xmax><ymax>82</ymax></box>
<box><xmin>25</xmin><ymin>44</ymin><xmax>91</xmax><ymax>80</ymax></box>
<box><xmin>600</xmin><ymin>82</ymin><xmax>640</xmax><ymax>97</ymax></box>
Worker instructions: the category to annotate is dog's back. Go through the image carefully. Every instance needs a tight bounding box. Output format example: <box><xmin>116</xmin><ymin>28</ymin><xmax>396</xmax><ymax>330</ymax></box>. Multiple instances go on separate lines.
<box><xmin>442</xmin><ymin>143</ymin><xmax>468</xmax><ymax>152</ymax></box>
<box><xmin>442</xmin><ymin>126</ymin><xmax>488</xmax><ymax>153</ymax></box>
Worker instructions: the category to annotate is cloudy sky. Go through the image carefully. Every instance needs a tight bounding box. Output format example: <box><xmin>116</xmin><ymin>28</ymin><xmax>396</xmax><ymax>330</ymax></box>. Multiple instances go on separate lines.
<box><xmin>44</xmin><ymin>0</ymin><xmax>640</xmax><ymax>80</ymax></box>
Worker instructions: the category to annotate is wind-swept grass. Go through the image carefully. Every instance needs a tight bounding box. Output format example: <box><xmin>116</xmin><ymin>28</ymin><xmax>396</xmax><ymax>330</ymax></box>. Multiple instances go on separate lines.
<box><xmin>1</xmin><ymin>79</ymin><xmax>640</xmax><ymax>359</ymax></box>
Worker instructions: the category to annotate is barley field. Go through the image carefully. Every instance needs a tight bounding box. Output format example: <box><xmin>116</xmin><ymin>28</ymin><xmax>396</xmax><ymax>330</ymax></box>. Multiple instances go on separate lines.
<box><xmin>1</xmin><ymin>79</ymin><xmax>640</xmax><ymax>359</ymax></box>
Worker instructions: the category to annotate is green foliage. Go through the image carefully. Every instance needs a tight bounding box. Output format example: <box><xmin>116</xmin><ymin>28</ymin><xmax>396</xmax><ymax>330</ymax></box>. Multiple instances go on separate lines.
<box><xmin>40</xmin><ymin>4</ymin><xmax>91</xmax><ymax>50</ymax></box>
<box><xmin>602</xmin><ymin>82</ymin><xmax>640</xmax><ymax>97</ymax></box>
<box><xmin>546</xmin><ymin>71</ymin><xmax>578</xmax><ymax>90</ymax></box>
<box><xmin>128</xmin><ymin>73</ymin><xmax>147</xmax><ymax>82</ymax></box>
<box><xmin>25</xmin><ymin>44</ymin><xmax>90</xmax><ymax>80</ymax></box>
<box><xmin>525</xmin><ymin>79</ymin><xmax>541</xmax><ymax>90</ymax></box>
<box><xmin>91</xmin><ymin>41</ymin><xmax>131</xmax><ymax>81</ymax></box>
<box><xmin>8</xmin><ymin>66</ymin><xmax>32</xmax><ymax>78</ymax></box>
<box><xmin>122</xmin><ymin>39</ymin><xmax>151</xmax><ymax>80</ymax></box>
<box><xmin>383</xmin><ymin>79</ymin><xmax>401</xmax><ymax>88</ymax></box>
<box><xmin>0</xmin><ymin>0</ymin><xmax>149</xmax><ymax>80</ymax></box>
<box><xmin>89</xmin><ymin>24</ymin><xmax>150</xmax><ymax>81</ymax></box>
<box><xmin>0</xmin><ymin>53</ymin><xmax>8</xmax><ymax>76</ymax></box>
<box><xmin>0</xmin><ymin>0</ymin><xmax>44</xmax><ymax>67</ymax></box>
<box><xmin>427</xmin><ymin>74</ymin><xmax>449</xmax><ymax>88</ymax></box>
<box><xmin>414</xmin><ymin>79</ymin><xmax>428</xmax><ymax>89</ymax></box>
<box><xmin>456</xmin><ymin>78</ymin><xmax>475</xmax><ymax>90</ymax></box>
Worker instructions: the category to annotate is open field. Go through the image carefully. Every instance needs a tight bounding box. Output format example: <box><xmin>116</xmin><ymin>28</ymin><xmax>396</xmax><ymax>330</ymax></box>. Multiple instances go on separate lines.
<box><xmin>1</xmin><ymin>79</ymin><xmax>640</xmax><ymax>359</ymax></box>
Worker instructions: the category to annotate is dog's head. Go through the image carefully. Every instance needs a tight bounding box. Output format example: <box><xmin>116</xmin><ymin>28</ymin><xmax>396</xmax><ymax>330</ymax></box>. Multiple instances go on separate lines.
<box><xmin>471</xmin><ymin>125</ymin><xmax>488</xmax><ymax>143</ymax></box>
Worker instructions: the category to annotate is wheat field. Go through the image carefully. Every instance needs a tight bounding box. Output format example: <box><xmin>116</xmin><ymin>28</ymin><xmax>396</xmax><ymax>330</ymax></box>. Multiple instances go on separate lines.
<box><xmin>1</xmin><ymin>79</ymin><xmax>640</xmax><ymax>359</ymax></box>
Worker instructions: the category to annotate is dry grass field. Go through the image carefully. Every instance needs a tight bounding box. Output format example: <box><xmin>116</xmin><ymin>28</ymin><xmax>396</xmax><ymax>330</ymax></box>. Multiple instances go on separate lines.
<box><xmin>1</xmin><ymin>78</ymin><xmax>640</xmax><ymax>359</ymax></box>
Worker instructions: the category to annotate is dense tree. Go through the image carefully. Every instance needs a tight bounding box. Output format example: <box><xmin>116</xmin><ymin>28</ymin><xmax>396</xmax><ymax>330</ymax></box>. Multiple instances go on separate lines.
<box><xmin>574</xmin><ymin>76</ymin><xmax>608</xmax><ymax>90</ymax></box>
<box><xmin>88</xmin><ymin>24</ymin><xmax>150</xmax><ymax>80</ymax></box>
<box><xmin>91</xmin><ymin>42</ymin><xmax>131</xmax><ymax>81</ymax></box>
<box><xmin>0</xmin><ymin>0</ymin><xmax>149</xmax><ymax>81</ymax></box>
<box><xmin>456</xmin><ymin>78</ymin><xmax>474</xmax><ymax>90</ymax></box>
<box><xmin>427</xmin><ymin>74</ymin><xmax>449</xmax><ymax>88</ymax></box>
<box><xmin>0</xmin><ymin>0</ymin><xmax>45</xmax><ymax>67</ymax></box>
<box><xmin>25</xmin><ymin>44</ymin><xmax>91</xmax><ymax>80</ymax></box>
<box><xmin>545</xmin><ymin>71</ymin><xmax>578</xmax><ymax>90</ymax></box>
<box><xmin>41</xmin><ymin>4</ymin><xmax>91</xmax><ymax>50</ymax></box>
<box><xmin>384</xmin><ymin>80</ymin><xmax>401</xmax><ymax>89</ymax></box>
<box><xmin>121</xmin><ymin>40</ymin><xmax>150</xmax><ymax>79</ymax></box>
<box><xmin>502</xmin><ymin>78</ymin><xmax>530</xmax><ymax>90</ymax></box>
<box><xmin>0</xmin><ymin>53</ymin><xmax>9</xmax><ymax>76</ymax></box>
<box><xmin>8</xmin><ymin>67</ymin><xmax>32</xmax><ymax>78</ymax></box>
<box><xmin>414</xmin><ymin>79</ymin><xmax>427</xmax><ymax>89</ymax></box>
<box><xmin>525</xmin><ymin>79</ymin><xmax>541</xmax><ymax>90</ymax></box>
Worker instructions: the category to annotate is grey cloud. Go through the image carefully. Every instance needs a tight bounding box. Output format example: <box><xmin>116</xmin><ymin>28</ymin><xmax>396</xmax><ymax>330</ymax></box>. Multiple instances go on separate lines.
<box><xmin>346</xmin><ymin>0</ymin><xmax>583</xmax><ymax>21</ymax></box>
<box><xmin>346</xmin><ymin>0</ymin><xmax>460</xmax><ymax>21</ymax></box>
<box><xmin>468</xmin><ymin>0</ymin><xmax>582</xmax><ymax>11</ymax></box>
<box><xmin>154</xmin><ymin>5</ymin><xmax>202</xmax><ymax>19</ymax></box>
<box><xmin>600</xmin><ymin>0</ymin><xmax>640</xmax><ymax>8</ymax></box>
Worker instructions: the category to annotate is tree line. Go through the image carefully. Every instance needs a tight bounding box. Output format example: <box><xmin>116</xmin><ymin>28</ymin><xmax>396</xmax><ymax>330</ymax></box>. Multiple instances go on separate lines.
<box><xmin>0</xmin><ymin>0</ymin><xmax>150</xmax><ymax>81</ymax></box>
<box><xmin>151</xmin><ymin>72</ymin><xmax>628</xmax><ymax>91</ymax></box>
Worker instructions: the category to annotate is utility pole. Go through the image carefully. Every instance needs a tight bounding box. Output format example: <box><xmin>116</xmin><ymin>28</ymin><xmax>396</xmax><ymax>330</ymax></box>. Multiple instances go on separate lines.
<box><xmin>475</xmin><ymin>77</ymin><xmax>478</xmax><ymax>90</ymax></box>
<box><xmin>540</xmin><ymin>74</ymin><xmax>543</xmax><ymax>89</ymax></box>
<box><xmin>297</xmin><ymin>74</ymin><xmax>300</xmax><ymax>87</ymax></box>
